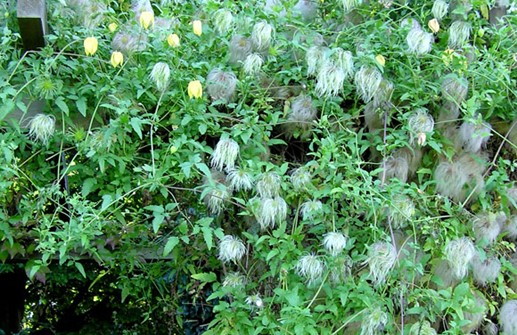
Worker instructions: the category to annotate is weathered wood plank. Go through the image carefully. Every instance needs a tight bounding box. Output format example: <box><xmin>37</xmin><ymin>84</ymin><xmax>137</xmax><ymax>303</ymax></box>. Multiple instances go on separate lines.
<box><xmin>16</xmin><ymin>0</ymin><xmax>48</xmax><ymax>50</ymax></box>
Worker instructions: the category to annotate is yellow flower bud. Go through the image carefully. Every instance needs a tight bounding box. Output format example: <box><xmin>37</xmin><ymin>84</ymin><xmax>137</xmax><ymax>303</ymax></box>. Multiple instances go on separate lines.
<box><xmin>84</xmin><ymin>37</ymin><xmax>98</xmax><ymax>56</ymax></box>
<box><xmin>110</xmin><ymin>51</ymin><xmax>124</xmax><ymax>68</ymax></box>
<box><xmin>375</xmin><ymin>54</ymin><xmax>385</xmax><ymax>67</ymax></box>
<box><xmin>108</xmin><ymin>23</ymin><xmax>118</xmax><ymax>33</ymax></box>
<box><xmin>192</xmin><ymin>20</ymin><xmax>202</xmax><ymax>36</ymax></box>
<box><xmin>170</xmin><ymin>146</ymin><xmax>177</xmax><ymax>154</ymax></box>
<box><xmin>167</xmin><ymin>33</ymin><xmax>180</xmax><ymax>47</ymax></box>
<box><xmin>139</xmin><ymin>11</ymin><xmax>154</xmax><ymax>30</ymax></box>
<box><xmin>188</xmin><ymin>80</ymin><xmax>202</xmax><ymax>99</ymax></box>
<box><xmin>428</xmin><ymin>18</ymin><xmax>440</xmax><ymax>33</ymax></box>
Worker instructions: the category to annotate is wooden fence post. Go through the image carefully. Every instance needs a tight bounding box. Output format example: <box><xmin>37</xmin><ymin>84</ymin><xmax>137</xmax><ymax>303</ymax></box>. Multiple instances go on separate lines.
<box><xmin>16</xmin><ymin>0</ymin><xmax>47</xmax><ymax>50</ymax></box>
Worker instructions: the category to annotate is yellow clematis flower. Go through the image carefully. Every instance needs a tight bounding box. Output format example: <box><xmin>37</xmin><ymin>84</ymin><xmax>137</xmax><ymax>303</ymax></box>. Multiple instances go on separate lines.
<box><xmin>108</xmin><ymin>23</ymin><xmax>118</xmax><ymax>33</ymax></box>
<box><xmin>192</xmin><ymin>20</ymin><xmax>202</xmax><ymax>36</ymax></box>
<box><xmin>139</xmin><ymin>11</ymin><xmax>155</xmax><ymax>29</ymax></box>
<box><xmin>167</xmin><ymin>34</ymin><xmax>180</xmax><ymax>47</ymax></box>
<box><xmin>375</xmin><ymin>54</ymin><xmax>386</xmax><ymax>67</ymax></box>
<box><xmin>188</xmin><ymin>80</ymin><xmax>202</xmax><ymax>99</ymax></box>
<box><xmin>110</xmin><ymin>51</ymin><xmax>124</xmax><ymax>68</ymax></box>
<box><xmin>84</xmin><ymin>37</ymin><xmax>98</xmax><ymax>56</ymax></box>
<box><xmin>428</xmin><ymin>18</ymin><xmax>440</xmax><ymax>33</ymax></box>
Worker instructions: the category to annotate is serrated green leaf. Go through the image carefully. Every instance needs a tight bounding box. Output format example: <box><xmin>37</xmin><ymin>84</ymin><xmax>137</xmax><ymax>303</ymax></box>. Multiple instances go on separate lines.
<box><xmin>191</xmin><ymin>272</ymin><xmax>217</xmax><ymax>283</ymax></box>
<box><xmin>55</xmin><ymin>98</ymin><xmax>69</xmax><ymax>115</ymax></box>
<box><xmin>202</xmin><ymin>226</ymin><xmax>213</xmax><ymax>250</ymax></box>
<box><xmin>130</xmin><ymin>117</ymin><xmax>143</xmax><ymax>139</ymax></box>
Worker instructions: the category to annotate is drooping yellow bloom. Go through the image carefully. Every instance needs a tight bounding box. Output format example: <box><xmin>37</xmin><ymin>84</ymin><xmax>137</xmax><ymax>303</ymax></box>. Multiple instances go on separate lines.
<box><xmin>375</xmin><ymin>54</ymin><xmax>386</xmax><ymax>67</ymax></box>
<box><xmin>428</xmin><ymin>18</ymin><xmax>440</xmax><ymax>33</ymax></box>
<box><xmin>84</xmin><ymin>37</ymin><xmax>98</xmax><ymax>56</ymax></box>
<box><xmin>110</xmin><ymin>51</ymin><xmax>124</xmax><ymax>68</ymax></box>
<box><xmin>139</xmin><ymin>11</ymin><xmax>155</xmax><ymax>29</ymax></box>
<box><xmin>108</xmin><ymin>23</ymin><xmax>118</xmax><ymax>33</ymax></box>
<box><xmin>188</xmin><ymin>80</ymin><xmax>202</xmax><ymax>99</ymax></box>
<box><xmin>192</xmin><ymin>20</ymin><xmax>202</xmax><ymax>36</ymax></box>
<box><xmin>167</xmin><ymin>33</ymin><xmax>180</xmax><ymax>47</ymax></box>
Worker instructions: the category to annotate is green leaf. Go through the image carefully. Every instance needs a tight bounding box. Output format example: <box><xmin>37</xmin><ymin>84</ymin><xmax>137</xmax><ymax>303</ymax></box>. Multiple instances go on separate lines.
<box><xmin>55</xmin><ymin>98</ymin><xmax>69</xmax><ymax>115</ymax></box>
<box><xmin>152</xmin><ymin>213</ymin><xmax>165</xmax><ymax>234</ymax></box>
<box><xmin>76</xmin><ymin>97</ymin><xmax>87</xmax><ymax>116</ymax></box>
<box><xmin>202</xmin><ymin>226</ymin><xmax>213</xmax><ymax>250</ymax></box>
<box><xmin>195</xmin><ymin>162</ymin><xmax>212</xmax><ymax>178</ymax></box>
<box><xmin>163</xmin><ymin>236</ymin><xmax>179</xmax><ymax>256</ymax></box>
<box><xmin>82</xmin><ymin>178</ymin><xmax>97</xmax><ymax>197</ymax></box>
<box><xmin>191</xmin><ymin>272</ymin><xmax>217</xmax><ymax>283</ymax></box>
<box><xmin>101</xmin><ymin>194</ymin><xmax>113</xmax><ymax>211</ymax></box>
<box><xmin>75</xmin><ymin>262</ymin><xmax>86</xmax><ymax>278</ymax></box>
<box><xmin>198</xmin><ymin>123</ymin><xmax>207</xmax><ymax>135</ymax></box>
<box><xmin>130</xmin><ymin>117</ymin><xmax>143</xmax><ymax>139</ymax></box>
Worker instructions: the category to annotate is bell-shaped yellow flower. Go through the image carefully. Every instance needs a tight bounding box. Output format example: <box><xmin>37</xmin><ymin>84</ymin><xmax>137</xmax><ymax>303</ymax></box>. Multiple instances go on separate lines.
<box><xmin>188</xmin><ymin>80</ymin><xmax>202</xmax><ymax>99</ymax></box>
<box><xmin>375</xmin><ymin>54</ymin><xmax>386</xmax><ymax>67</ymax></box>
<box><xmin>110</xmin><ymin>51</ymin><xmax>124</xmax><ymax>68</ymax></box>
<box><xmin>139</xmin><ymin>11</ymin><xmax>155</xmax><ymax>30</ymax></box>
<box><xmin>428</xmin><ymin>18</ymin><xmax>440</xmax><ymax>33</ymax></box>
<box><xmin>192</xmin><ymin>20</ymin><xmax>202</xmax><ymax>36</ymax></box>
<box><xmin>167</xmin><ymin>34</ymin><xmax>180</xmax><ymax>47</ymax></box>
<box><xmin>108</xmin><ymin>23</ymin><xmax>118</xmax><ymax>33</ymax></box>
<box><xmin>84</xmin><ymin>37</ymin><xmax>98</xmax><ymax>56</ymax></box>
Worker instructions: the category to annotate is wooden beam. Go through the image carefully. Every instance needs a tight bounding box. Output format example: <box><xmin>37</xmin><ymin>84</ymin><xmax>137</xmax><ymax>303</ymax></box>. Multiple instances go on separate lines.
<box><xmin>16</xmin><ymin>0</ymin><xmax>48</xmax><ymax>51</ymax></box>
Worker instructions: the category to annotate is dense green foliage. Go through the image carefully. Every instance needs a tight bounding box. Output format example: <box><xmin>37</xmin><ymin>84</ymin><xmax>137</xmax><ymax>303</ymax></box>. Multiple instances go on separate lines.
<box><xmin>1</xmin><ymin>0</ymin><xmax>517</xmax><ymax>334</ymax></box>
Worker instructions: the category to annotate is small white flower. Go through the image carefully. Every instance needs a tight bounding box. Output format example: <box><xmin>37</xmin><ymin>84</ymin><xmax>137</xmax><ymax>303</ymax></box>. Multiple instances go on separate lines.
<box><xmin>432</xmin><ymin>0</ymin><xmax>449</xmax><ymax>20</ymax></box>
<box><xmin>306</xmin><ymin>46</ymin><xmax>328</xmax><ymax>76</ymax></box>
<box><xmin>218</xmin><ymin>235</ymin><xmax>246</xmax><ymax>263</ymax></box>
<box><xmin>296</xmin><ymin>254</ymin><xmax>324</xmax><ymax>285</ymax></box>
<box><xmin>212</xmin><ymin>9</ymin><xmax>234</xmax><ymax>34</ymax></box>
<box><xmin>360</xmin><ymin>307</ymin><xmax>388</xmax><ymax>335</ymax></box>
<box><xmin>499</xmin><ymin>300</ymin><xmax>517</xmax><ymax>335</ymax></box>
<box><xmin>443</xmin><ymin>237</ymin><xmax>475</xmax><ymax>279</ymax></box>
<box><xmin>300</xmin><ymin>200</ymin><xmax>323</xmax><ymax>220</ymax></box>
<box><xmin>406</xmin><ymin>27</ymin><xmax>433</xmax><ymax>55</ymax></box>
<box><xmin>150</xmin><ymin>62</ymin><xmax>170</xmax><ymax>92</ymax></box>
<box><xmin>243</xmin><ymin>53</ymin><xmax>263</xmax><ymax>75</ymax></box>
<box><xmin>28</xmin><ymin>114</ymin><xmax>55</xmax><ymax>145</ymax></box>
<box><xmin>256</xmin><ymin>196</ymin><xmax>288</xmax><ymax>230</ymax></box>
<box><xmin>367</xmin><ymin>241</ymin><xmax>397</xmax><ymax>286</ymax></box>
<box><xmin>448</xmin><ymin>21</ymin><xmax>471</xmax><ymax>49</ymax></box>
<box><xmin>354</xmin><ymin>66</ymin><xmax>383</xmax><ymax>103</ymax></box>
<box><xmin>256</xmin><ymin>172</ymin><xmax>281</xmax><ymax>198</ymax></box>
<box><xmin>226</xmin><ymin>168</ymin><xmax>254</xmax><ymax>192</ymax></box>
<box><xmin>211</xmin><ymin>137</ymin><xmax>240</xmax><ymax>172</ymax></box>
<box><xmin>223</xmin><ymin>272</ymin><xmax>246</xmax><ymax>287</ymax></box>
<box><xmin>323</xmin><ymin>232</ymin><xmax>347</xmax><ymax>256</ymax></box>
<box><xmin>245</xmin><ymin>294</ymin><xmax>264</xmax><ymax>309</ymax></box>
<box><xmin>251</xmin><ymin>21</ymin><xmax>273</xmax><ymax>51</ymax></box>
<box><xmin>315</xmin><ymin>61</ymin><xmax>346</xmax><ymax>97</ymax></box>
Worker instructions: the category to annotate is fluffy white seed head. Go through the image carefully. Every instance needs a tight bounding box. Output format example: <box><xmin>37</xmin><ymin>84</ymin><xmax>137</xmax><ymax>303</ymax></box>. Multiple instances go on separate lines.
<box><xmin>401</xmin><ymin>17</ymin><xmax>422</xmax><ymax>30</ymax></box>
<box><xmin>315</xmin><ymin>61</ymin><xmax>346</xmax><ymax>97</ymax></box>
<box><xmin>212</xmin><ymin>9</ymin><xmax>234</xmax><ymax>34</ymax></box>
<box><xmin>481</xmin><ymin>321</ymin><xmax>499</xmax><ymax>335</ymax></box>
<box><xmin>131</xmin><ymin>0</ymin><xmax>152</xmax><ymax>21</ymax></box>
<box><xmin>387</xmin><ymin>196</ymin><xmax>415</xmax><ymax>229</ymax></box>
<box><xmin>434</xmin><ymin>160</ymin><xmax>469</xmax><ymax>202</ymax></box>
<box><xmin>406</xmin><ymin>27</ymin><xmax>433</xmax><ymax>55</ymax></box>
<box><xmin>367</xmin><ymin>241</ymin><xmax>397</xmax><ymax>286</ymax></box>
<box><xmin>504</xmin><ymin>215</ymin><xmax>517</xmax><ymax>240</ymax></box>
<box><xmin>290</xmin><ymin>167</ymin><xmax>313</xmax><ymax>192</ymax></box>
<box><xmin>206</xmin><ymin>68</ymin><xmax>238</xmax><ymax>103</ymax></box>
<box><xmin>251</xmin><ymin>21</ymin><xmax>273</xmax><ymax>51</ymax></box>
<box><xmin>28</xmin><ymin>114</ymin><xmax>56</xmax><ymax>145</ymax></box>
<box><xmin>223</xmin><ymin>272</ymin><xmax>246</xmax><ymax>287</ymax></box>
<box><xmin>331</xmin><ymin>48</ymin><xmax>354</xmax><ymax>78</ymax></box>
<box><xmin>409</xmin><ymin>320</ymin><xmax>437</xmax><ymax>335</ymax></box>
<box><xmin>342</xmin><ymin>0</ymin><xmax>362</xmax><ymax>12</ymax></box>
<box><xmin>306</xmin><ymin>46</ymin><xmax>329</xmax><ymax>76</ymax></box>
<box><xmin>383</xmin><ymin>155</ymin><xmax>409</xmax><ymax>183</ymax></box>
<box><xmin>301</xmin><ymin>200</ymin><xmax>323</xmax><ymax>220</ymax></box>
<box><xmin>293</xmin><ymin>0</ymin><xmax>318</xmax><ymax>22</ymax></box>
<box><xmin>372</xmin><ymin>79</ymin><xmax>394</xmax><ymax>107</ymax></box>
<box><xmin>245</xmin><ymin>294</ymin><xmax>264</xmax><ymax>309</ymax></box>
<box><xmin>256</xmin><ymin>172</ymin><xmax>281</xmax><ymax>198</ymax></box>
<box><xmin>458</xmin><ymin>120</ymin><xmax>492</xmax><ymax>153</ymax></box>
<box><xmin>471</xmin><ymin>253</ymin><xmax>501</xmax><ymax>286</ymax></box>
<box><xmin>442</xmin><ymin>75</ymin><xmax>469</xmax><ymax>105</ymax></box>
<box><xmin>68</xmin><ymin>0</ymin><xmax>107</xmax><ymax>29</ymax></box>
<box><xmin>203</xmin><ymin>185</ymin><xmax>230</xmax><ymax>215</ymax></box>
<box><xmin>296</xmin><ymin>254</ymin><xmax>324</xmax><ymax>285</ymax></box>
<box><xmin>256</xmin><ymin>196</ymin><xmax>288</xmax><ymax>230</ymax></box>
<box><xmin>243</xmin><ymin>53</ymin><xmax>264</xmax><ymax>75</ymax></box>
<box><xmin>226</xmin><ymin>168</ymin><xmax>254</xmax><ymax>192</ymax></box>
<box><xmin>360</xmin><ymin>307</ymin><xmax>388</xmax><ymax>335</ymax></box>
<box><xmin>287</xmin><ymin>95</ymin><xmax>318</xmax><ymax>133</ymax></box>
<box><xmin>211</xmin><ymin>137</ymin><xmax>240</xmax><ymax>172</ymax></box>
<box><xmin>472</xmin><ymin>212</ymin><xmax>504</xmax><ymax>246</ymax></box>
<box><xmin>218</xmin><ymin>235</ymin><xmax>246</xmax><ymax>263</ymax></box>
<box><xmin>150</xmin><ymin>62</ymin><xmax>170</xmax><ymax>92</ymax></box>
<box><xmin>323</xmin><ymin>232</ymin><xmax>347</xmax><ymax>256</ymax></box>
<box><xmin>448</xmin><ymin>21</ymin><xmax>471</xmax><ymax>49</ymax></box>
<box><xmin>408</xmin><ymin>108</ymin><xmax>435</xmax><ymax>134</ymax></box>
<box><xmin>433</xmin><ymin>259</ymin><xmax>459</xmax><ymax>288</ymax></box>
<box><xmin>444</xmin><ymin>237</ymin><xmax>475</xmax><ymax>279</ymax></box>
<box><xmin>112</xmin><ymin>29</ymin><xmax>148</xmax><ymax>54</ymax></box>
<box><xmin>500</xmin><ymin>300</ymin><xmax>517</xmax><ymax>335</ymax></box>
<box><xmin>354</xmin><ymin>66</ymin><xmax>383</xmax><ymax>103</ymax></box>
<box><xmin>432</xmin><ymin>0</ymin><xmax>449</xmax><ymax>20</ymax></box>
<box><xmin>229</xmin><ymin>35</ymin><xmax>252</xmax><ymax>64</ymax></box>
<box><xmin>462</xmin><ymin>292</ymin><xmax>487</xmax><ymax>334</ymax></box>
